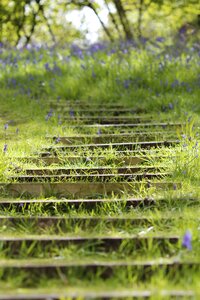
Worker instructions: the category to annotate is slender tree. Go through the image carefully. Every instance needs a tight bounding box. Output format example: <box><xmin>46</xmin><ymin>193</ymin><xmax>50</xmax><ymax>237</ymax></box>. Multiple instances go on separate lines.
<box><xmin>112</xmin><ymin>0</ymin><xmax>133</xmax><ymax>40</ymax></box>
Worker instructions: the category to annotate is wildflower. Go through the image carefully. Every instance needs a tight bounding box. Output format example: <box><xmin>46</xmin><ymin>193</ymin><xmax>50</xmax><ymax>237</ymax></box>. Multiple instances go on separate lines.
<box><xmin>92</xmin><ymin>71</ymin><xmax>96</xmax><ymax>78</ymax></box>
<box><xmin>4</xmin><ymin>123</ymin><xmax>8</xmax><ymax>130</ymax></box>
<box><xmin>156</xmin><ymin>37</ymin><xmax>165</xmax><ymax>43</ymax></box>
<box><xmin>45</xmin><ymin>109</ymin><xmax>53</xmax><ymax>121</ymax></box>
<box><xmin>44</xmin><ymin>63</ymin><xmax>51</xmax><ymax>71</ymax></box>
<box><xmin>140</xmin><ymin>37</ymin><xmax>148</xmax><ymax>44</ymax></box>
<box><xmin>122</xmin><ymin>49</ymin><xmax>128</xmax><ymax>54</ymax></box>
<box><xmin>182</xmin><ymin>230</ymin><xmax>192</xmax><ymax>250</ymax></box>
<box><xmin>69</xmin><ymin>109</ymin><xmax>75</xmax><ymax>118</ymax></box>
<box><xmin>65</xmin><ymin>56</ymin><xmax>71</xmax><ymax>62</ymax></box>
<box><xmin>123</xmin><ymin>79</ymin><xmax>131</xmax><ymax>89</ymax></box>
<box><xmin>55</xmin><ymin>137</ymin><xmax>61</xmax><ymax>144</ymax></box>
<box><xmin>58</xmin><ymin>114</ymin><xmax>62</xmax><ymax>125</ymax></box>
<box><xmin>53</xmin><ymin>63</ymin><xmax>62</xmax><ymax>75</ymax></box>
<box><xmin>3</xmin><ymin>144</ymin><xmax>8</xmax><ymax>153</ymax></box>
<box><xmin>97</xmin><ymin>128</ymin><xmax>102</xmax><ymax>135</ymax></box>
<box><xmin>71</xmin><ymin>44</ymin><xmax>83</xmax><ymax>59</ymax></box>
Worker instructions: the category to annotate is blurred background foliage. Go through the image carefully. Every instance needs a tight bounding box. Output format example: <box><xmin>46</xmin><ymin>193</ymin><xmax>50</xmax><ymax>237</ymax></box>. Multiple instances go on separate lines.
<box><xmin>0</xmin><ymin>0</ymin><xmax>199</xmax><ymax>47</ymax></box>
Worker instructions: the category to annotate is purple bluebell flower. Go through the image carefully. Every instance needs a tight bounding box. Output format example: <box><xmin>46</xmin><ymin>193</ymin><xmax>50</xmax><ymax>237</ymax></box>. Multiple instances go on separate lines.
<box><xmin>4</xmin><ymin>123</ymin><xmax>8</xmax><ymax>130</ymax></box>
<box><xmin>71</xmin><ymin>44</ymin><xmax>83</xmax><ymax>59</ymax></box>
<box><xmin>44</xmin><ymin>63</ymin><xmax>51</xmax><ymax>71</ymax></box>
<box><xmin>179</xmin><ymin>25</ymin><xmax>187</xmax><ymax>35</ymax></box>
<box><xmin>182</xmin><ymin>230</ymin><xmax>192</xmax><ymax>250</ymax></box>
<box><xmin>45</xmin><ymin>109</ymin><xmax>53</xmax><ymax>121</ymax></box>
<box><xmin>89</xmin><ymin>42</ymin><xmax>106</xmax><ymax>54</ymax></box>
<box><xmin>171</xmin><ymin>80</ymin><xmax>179</xmax><ymax>89</ymax></box>
<box><xmin>140</xmin><ymin>37</ymin><xmax>148</xmax><ymax>44</ymax></box>
<box><xmin>108</xmin><ymin>49</ymin><xmax>116</xmax><ymax>55</ymax></box>
<box><xmin>122</xmin><ymin>49</ymin><xmax>128</xmax><ymax>54</ymax></box>
<box><xmin>123</xmin><ymin>79</ymin><xmax>131</xmax><ymax>89</ymax></box>
<box><xmin>92</xmin><ymin>71</ymin><xmax>96</xmax><ymax>78</ymax></box>
<box><xmin>156</xmin><ymin>37</ymin><xmax>165</xmax><ymax>43</ymax></box>
<box><xmin>97</xmin><ymin>128</ymin><xmax>102</xmax><ymax>135</ymax></box>
<box><xmin>58</xmin><ymin>114</ymin><xmax>62</xmax><ymax>125</ymax></box>
<box><xmin>3</xmin><ymin>144</ymin><xmax>8</xmax><ymax>153</ymax></box>
<box><xmin>65</xmin><ymin>56</ymin><xmax>71</xmax><ymax>62</ymax></box>
<box><xmin>168</xmin><ymin>103</ymin><xmax>174</xmax><ymax>110</ymax></box>
<box><xmin>69</xmin><ymin>109</ymin><xmax>75</xmax><ymax>118</ymax></box>
<box><xmin>55</xmin><ymin>137</ymin><xmax>61</xmax><ymax>144</ymax></box>
<box><xmin>53</xmin><ymin>63</ymin><xmax>62</xmax><ymax>75</ymax></box>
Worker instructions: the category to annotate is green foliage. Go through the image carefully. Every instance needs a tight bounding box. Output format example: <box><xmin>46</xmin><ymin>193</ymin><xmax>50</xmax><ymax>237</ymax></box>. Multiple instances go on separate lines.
<box><xmin>0</xmin><ymin>0</ymin><xmax>199</xmax><ymax>46</ymax></box>
<box><xmin>0</xmin><ymin>40</ymin><xmax>199</xmax><ymax>295</ymax></box>
<box><xmin>0</xmin><ymin>0</ymin><xmax>82</xmax><ymax>46</ymax></box>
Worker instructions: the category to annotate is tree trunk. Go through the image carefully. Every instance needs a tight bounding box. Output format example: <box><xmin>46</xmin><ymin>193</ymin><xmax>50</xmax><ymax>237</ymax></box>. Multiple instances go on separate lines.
<box><xmin>104</xmin><ymin>0</ymin><xmax>122</xmax><ymax>39</ymax></box>
<box><xmin>113</xmin><ymin>0</ymin><xmax>133</xmax><ymax>40</ymax></box>
<box><xmin>87</xmin><ymin>2</ymin><xmax>114</xmax><ymax>42</ymax></box>
<box><xmin>138</xmin><ymin>0</ymin><xmax>143</xmax><ymax>38</ymax></box>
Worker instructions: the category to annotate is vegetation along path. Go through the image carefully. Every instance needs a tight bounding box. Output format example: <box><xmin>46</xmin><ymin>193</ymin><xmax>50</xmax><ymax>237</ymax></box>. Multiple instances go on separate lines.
<box><xmin>0</xmin><ymin>97</ymin><xmax>199</xmax><ymax>299</ymax></box>
<box><xmin>0</xmin><ymin>42</ymin><xmax>200</xmax><ymax>300</ymax></box>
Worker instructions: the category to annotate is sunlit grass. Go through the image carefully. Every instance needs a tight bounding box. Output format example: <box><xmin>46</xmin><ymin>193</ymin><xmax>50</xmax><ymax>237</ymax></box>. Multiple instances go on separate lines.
<box><xmin>0</xmin><ymin>42</ymin><xmax>199</xmax><ymax>294</ymax></box>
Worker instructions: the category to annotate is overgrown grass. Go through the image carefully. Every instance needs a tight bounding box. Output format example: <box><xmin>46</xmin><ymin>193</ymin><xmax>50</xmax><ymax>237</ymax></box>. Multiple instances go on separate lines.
<box><xmin>0</xmin><ymin>40</ymin><xmax>199</xmax><ymax>295</ymax></box>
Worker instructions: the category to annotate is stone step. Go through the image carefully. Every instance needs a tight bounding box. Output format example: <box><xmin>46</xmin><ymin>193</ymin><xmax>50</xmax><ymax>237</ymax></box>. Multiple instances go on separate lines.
<box><xmin>43</xmin><ymin>140</ymin><xmax>179</xmax><ymax>153</ymax></box>
<box><xmin>39</xmin><ymin>150</ymin><xmax>173</xmax><ymax>158</ymax></box>
<box><xmin>11</xmin><ymin>155</ymin><xmax>161</xmax><ymax>166</ymax></box>
<box><xmin>69</xmin><ymin>122</ymin><xmax>183</xmax><ymax>129</ymax></box>
<box><xmin>63</xmin><ymin>115</ymin><xmax>152</xmax><ymax>124</ymax></box>
<box><xmin>0</xmin><ymin>215</ymin><xmax>176</xmax><ymax>228</ymax></box>
<box><xmin>19</xmin><ymin>166</ymin><xmax>166</xmax><ymax>176</ymax></box>
<box><xmin>50</xmin><ymin>101</ymin><xmax>127</xmax><ymax>109</ymax></box>
<box><xmin>0</xmin><ymin>258</ymin><xmax>198</xmax><ymax>280</ymax></box>
<box><xmin>55</xmin><ymin>108</ymin><xmax>144</xmax><ymax>115</ymax></box>
<box><xmin>0</xmin><ymin>181</ymin><xmax>180</xmax><ymax>197</ymax></box>
<box><xmin>49</xmin><ymin>132</ymin><xmax>176</xmax><ymax>144</ymax></box>
<box><xmin>9</xmin><ymin>172</ymin><xmax>170</xmax><ymax>182</ymax></box>
<box><xmin>0</xmin><ymin>289</ymin><xmax>196</xmax><ymax>300</ymax></box>
<box><xmin>0</xmin><ymin>235</ymin><xmax>179</xmax><ymax>253</ymax></box>
<box><xmin>0</xmin><ymin>197</ymin><xmax>157</xmax><ymax>209</ymax></box>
